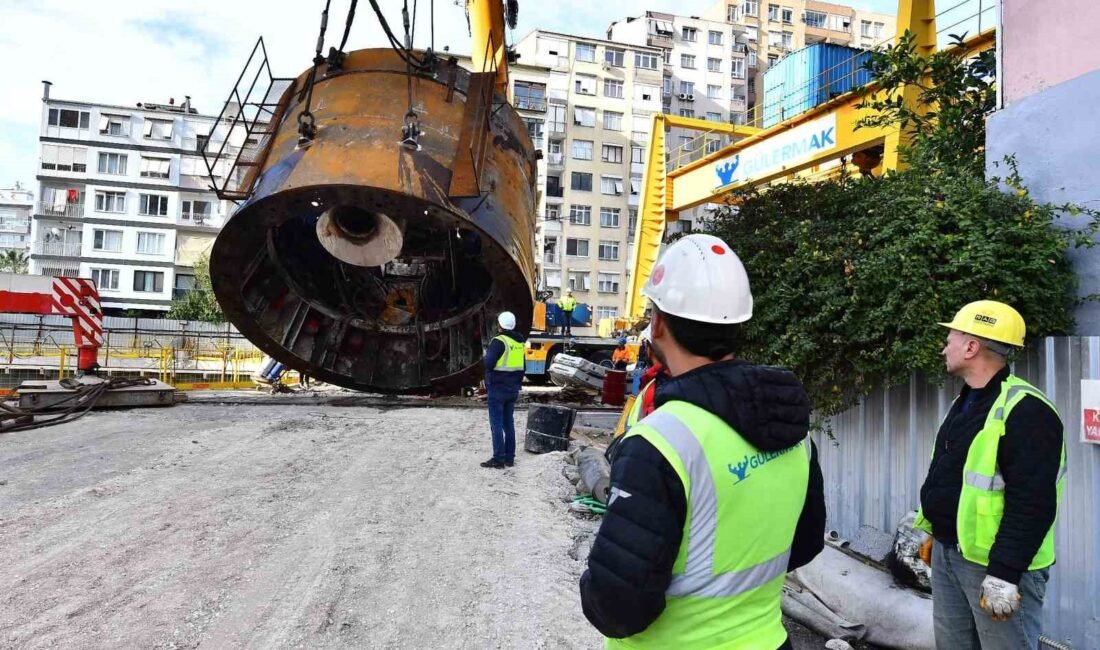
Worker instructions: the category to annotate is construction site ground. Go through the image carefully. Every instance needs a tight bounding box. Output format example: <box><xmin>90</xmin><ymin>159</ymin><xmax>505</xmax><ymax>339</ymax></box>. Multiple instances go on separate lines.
<box><xmin>0</xmin><ymin>394</ymin><xmax>829</xmax><ymax>649</ymax></box>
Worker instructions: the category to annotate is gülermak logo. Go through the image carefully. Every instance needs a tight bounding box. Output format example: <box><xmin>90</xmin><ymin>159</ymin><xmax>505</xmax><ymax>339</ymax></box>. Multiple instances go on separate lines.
<box><xmin>715</xmin><ymin>155</ymin><xmax>741</xmax><ymax>186</ymax></box>
<box><xmin>728</xmin><ymin>445</ymin><xmax>799</xmax><ymax>484</ymax></box>
<box><xmin>714</xmin><ymin>123</ymin><xmax>836</xmax><ymax>188</ymax></box>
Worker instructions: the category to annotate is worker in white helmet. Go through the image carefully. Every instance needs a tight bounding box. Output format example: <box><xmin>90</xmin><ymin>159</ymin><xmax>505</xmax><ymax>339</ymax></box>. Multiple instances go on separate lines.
<box><xmin>480</xmin><ymin>311</ymin><xmax>526</xmax><ymax>468</ymax></box>
<box><xmin>580</xmin><ymin>234</ymin><xmax>826</xmax><ymax>649</ymax></box>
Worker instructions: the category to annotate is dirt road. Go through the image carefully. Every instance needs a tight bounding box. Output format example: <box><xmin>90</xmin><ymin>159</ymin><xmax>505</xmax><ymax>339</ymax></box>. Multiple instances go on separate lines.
<box><xmin>0</xmin><ymin>405</ymin><xmax>602</xmax><ymax>649</ymax></box>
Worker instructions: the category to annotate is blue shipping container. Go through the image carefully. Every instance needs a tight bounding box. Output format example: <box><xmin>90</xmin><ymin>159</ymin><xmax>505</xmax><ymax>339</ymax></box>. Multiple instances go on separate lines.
<box><xmin>761</xmin><ymin>43</ymin><xmax>874</xmax><ymax>129</ymax></box>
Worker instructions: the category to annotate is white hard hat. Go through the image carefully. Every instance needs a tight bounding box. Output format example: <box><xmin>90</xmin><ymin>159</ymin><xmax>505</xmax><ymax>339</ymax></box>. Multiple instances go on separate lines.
<box><xmin>642</xmin><ymin>234</ymin><xmax>752</xmax><ymax>324</ymax></box>
<box><xmin>497</xmin><ymin>311</ymin><xmax>516</xmax><ymax>330</ymax></box>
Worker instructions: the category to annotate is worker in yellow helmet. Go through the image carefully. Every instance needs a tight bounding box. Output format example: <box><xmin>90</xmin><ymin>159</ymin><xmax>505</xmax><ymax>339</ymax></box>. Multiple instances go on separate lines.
<box><xmin>915</xmin><ymin>300</ymin><xmax>1066</xmax><ymax>650</ymax></box>
<box><xmin>559</xmin><ymin>290</ymin><xmax>578</xmax><ymax>336</ymax></box>
<box><xmin>480</xmin><ymin>311</ymin><xmax>526</xmax><ymax>469</ymax></box>
<box><xmin>580</xmin><ymin>234</ymin><xmax>826</xmax><ymax>649</ymax></box>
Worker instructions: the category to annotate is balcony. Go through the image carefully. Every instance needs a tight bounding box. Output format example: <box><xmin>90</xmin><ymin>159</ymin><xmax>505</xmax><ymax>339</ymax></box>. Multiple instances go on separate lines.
<box><xmin>514</xmin><ymin>97</ymin><xmax>548</xmax><ymax>112</ymax></box>
<box><xmin>647</xmin><ymin>34</ymin><xmax>673</xmax><ymax>49</ymax></box>
<box><xmin>31</xmin><ymin>241</ymin><xmax>82</xmax><ymax>257</ymax></box>
<box><xmin>546</xmin><ymin>152</ymin><xmax>564</xmax><ymax>168</ymax></box>
<box><xmin>35</xmin><ymin>201</ymin><xmax>85</xmax><ymax>218</ymax></box>
<box><xmin>546</xmin><ymin>186</ymin><xmax>564</xmax><ymax>198</ymax></box>
<box><xmin>543</xmin><ymin>252</ymin><xmax>561</xmax><ymax>266</ymax></box>
<box><xmin>732</xmin><ymin>44</ymin><xmax>749</xmax><ymax>54</ymax></box>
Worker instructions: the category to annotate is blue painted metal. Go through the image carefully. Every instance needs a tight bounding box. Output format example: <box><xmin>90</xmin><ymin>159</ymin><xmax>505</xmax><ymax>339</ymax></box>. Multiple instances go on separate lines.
<box><xmin>761</xmin><ymin>43</ymin><xmax>874</xmax><ymax>129</ymax></box>
<box><xmin>543</xmin><ymin>303</ymin><xmax>592</xmax><ymax>328</ymax></box>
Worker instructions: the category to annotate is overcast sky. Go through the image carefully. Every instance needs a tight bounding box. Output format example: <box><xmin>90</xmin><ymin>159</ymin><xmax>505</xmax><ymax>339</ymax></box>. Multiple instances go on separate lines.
<box><xmin>0</xmin><ymin>0</ymin><xmax>896</xmax><ymax>190</ymax></box>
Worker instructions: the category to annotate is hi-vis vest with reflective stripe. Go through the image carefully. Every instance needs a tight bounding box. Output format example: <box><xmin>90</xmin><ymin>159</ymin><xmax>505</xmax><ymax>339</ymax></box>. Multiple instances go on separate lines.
<box><xmin>915</xmin><ymin>375</ymin><xmax>1066</xmax><ymax>570</ymax></box>
<box><xmin>560</xmin><ymin>296</ymin><xmax>577</xmax><ymax>311</ymax></box>
<box><xmin>611</xmin><ymin>400</ymin><xmax>810</xmax><ymax>650</ymax></box>
<box><xmin>492</xmin><ymin>335</ymin><xmax>525</xmax><ymax>372</ymax></box>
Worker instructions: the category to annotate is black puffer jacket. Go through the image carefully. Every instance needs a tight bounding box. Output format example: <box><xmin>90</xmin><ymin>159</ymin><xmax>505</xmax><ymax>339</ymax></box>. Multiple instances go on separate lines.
<box><xmin>579</xmin><ymin>360</ymin><xmax>826</xmax><ymax>641</ymax></box>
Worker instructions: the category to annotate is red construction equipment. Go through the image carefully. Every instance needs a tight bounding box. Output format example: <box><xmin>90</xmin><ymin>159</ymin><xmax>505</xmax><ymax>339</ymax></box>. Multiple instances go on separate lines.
<box><xmin>0</xmin><ymin>273</ymin><xmax>103</xmax><ymax>374</ymax></box>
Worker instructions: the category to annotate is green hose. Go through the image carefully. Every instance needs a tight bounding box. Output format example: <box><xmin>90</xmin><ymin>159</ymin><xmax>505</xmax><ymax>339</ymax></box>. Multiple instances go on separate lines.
<box><xmin>572</xmin><ymin>494</ymin><xmax>607</xmax><ymax>514</ymax></box>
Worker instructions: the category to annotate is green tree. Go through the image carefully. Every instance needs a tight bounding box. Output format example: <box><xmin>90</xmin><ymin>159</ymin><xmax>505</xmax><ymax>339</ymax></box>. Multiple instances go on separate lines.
<box><xmin>167</xmin><ymin>255</ymin><xmax>226</xmax><ymax>322</ymax></box>
<box><xmin>700</xmin><ymin>31</ymin><xmax>1097</xmax><ymax>418</ymax></box>
<box><xmin>0</xmin><ymin>249</ymin><xmax>28</xmax><ymax>274</ymax></box>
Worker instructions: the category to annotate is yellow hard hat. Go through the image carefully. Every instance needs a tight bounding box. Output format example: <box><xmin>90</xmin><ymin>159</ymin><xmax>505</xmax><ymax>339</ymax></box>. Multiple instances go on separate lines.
<box><xmin>938</xmin><ymin>300</ymin><xmax>1026</xmax><ymax>347</ymax></box>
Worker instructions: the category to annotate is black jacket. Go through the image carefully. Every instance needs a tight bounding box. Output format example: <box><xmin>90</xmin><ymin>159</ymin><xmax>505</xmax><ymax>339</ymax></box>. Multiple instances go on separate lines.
<box><xmin>482</xmin><ymin>330</ymin><xmax>526</xmax><ymax>395</ymax></box>
<box><xmin>580</xmin><ymin>360</ymin><xmax>826</xmax><ymax>640</ymax></box>
<box><xmin>919</xmin><ymin>366</ymin><xmax>1063</xmax><ymax>584</ymax></box>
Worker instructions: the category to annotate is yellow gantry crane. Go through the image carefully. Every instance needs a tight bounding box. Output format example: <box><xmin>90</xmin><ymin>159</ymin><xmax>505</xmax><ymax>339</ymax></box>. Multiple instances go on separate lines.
<box><xmin>625</xmin><ymin>0</ymin><xmax>996</xmax><ymax>322</ymax></box>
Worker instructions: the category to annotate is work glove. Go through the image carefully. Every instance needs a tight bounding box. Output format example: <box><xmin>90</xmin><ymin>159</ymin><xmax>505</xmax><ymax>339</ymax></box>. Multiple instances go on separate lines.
<box><xmin>918</xmin><ymin>537</ymin><xmax>933</xmax><ymax>566</ymax></box>
<box><xmin>979</xmin><ymin>575</ymin><xmax>1021</xmax><ymax>621</ymax></box>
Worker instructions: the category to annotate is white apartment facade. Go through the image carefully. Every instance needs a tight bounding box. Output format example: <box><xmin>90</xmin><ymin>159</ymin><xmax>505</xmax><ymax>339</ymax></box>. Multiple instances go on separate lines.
<box><xmin>0</xmin><ymin>183</ymin><xmax>34</xmax><ymax>257</ymax></box>
<box><xmin>515</xmin><ymin>31</ymin><xmax>666</xmax><ymax>333</ymax></box>
<box><xmin>30</xmin><ymin>83</ymin><xmax>233</xmax><ymax>314</ymax></box>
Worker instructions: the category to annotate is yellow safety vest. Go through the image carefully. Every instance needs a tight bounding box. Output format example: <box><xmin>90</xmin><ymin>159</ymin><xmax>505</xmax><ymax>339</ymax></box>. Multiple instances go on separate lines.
<box><xmin>560</xmin><ymin>296</ymin><xmax>577</xmax><ymax>311</ymax></box>
<box><xmin>915</xmin><ymin>375</ymin><xmax>1066</xmax><ymax>570</ymax></box>
<box><xmin>492</xmin><ymin>335</ymin><xmax>525</xmax><ymax>372</ymax></box>
<box><xmin>609</xmin><ymin>400</ymin><xmax>810</xmax><ymax>650</ymax></box>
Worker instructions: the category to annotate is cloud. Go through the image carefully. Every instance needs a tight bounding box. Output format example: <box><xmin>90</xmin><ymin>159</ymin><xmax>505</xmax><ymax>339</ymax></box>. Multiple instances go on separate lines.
<box><xmin>0</xmin><ymin>0</ymin><xmax>893</xmax><ymax>188</ymax></box>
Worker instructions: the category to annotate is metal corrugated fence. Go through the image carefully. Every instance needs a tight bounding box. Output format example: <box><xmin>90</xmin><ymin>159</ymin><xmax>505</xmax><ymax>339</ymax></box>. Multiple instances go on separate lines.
<box><xmin>813</xmin><ymin>337</ymin><xmax>1100</xmax><ymax>649</ymax></box>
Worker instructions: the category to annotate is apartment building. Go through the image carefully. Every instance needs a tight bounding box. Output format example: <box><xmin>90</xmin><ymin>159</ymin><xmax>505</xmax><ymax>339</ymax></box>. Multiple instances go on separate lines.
<box><xmin>30</xmin><ymin>82</ymin><xmax>234</xmax><ymax>314</ymax></box>
<box><xmin>514</xmin><ymin>31</ymin><xmax>666</xmax><ymax>333</ymax></box>
<box><xmin>0</xmin><ymin>183</ymin><xmax>34</xmax><ymax>258</ymax></box>
<box><xmin>704</xmin><ymin>0</ymin><xmax>895</xmax><ymax>117</ymax></box>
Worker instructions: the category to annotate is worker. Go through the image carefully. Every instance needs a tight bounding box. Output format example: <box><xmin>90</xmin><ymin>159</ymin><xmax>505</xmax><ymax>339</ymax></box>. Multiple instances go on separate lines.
<box><xmin>580</xmin><ymin>234</ymin><xmax>826</xmax><ymax>649</ymax></box>
<box><xmin>916</xmin><ymin>300</ymin><xmax>1065</xmax><ymax>650</ymax></box>
<box><xmin>611</xmin><ymin>337</ymin><xmax>630</xmax><ymax>370</ymax></box>
<box><xmin>480</xmin><ymin>311</ymin><xmax>526</xmax><ymax>469</ymax></box>
<box><xmin>559</xmin><ymin>290</ymin><xmax>577</xmax><ymax>337</ymax></box>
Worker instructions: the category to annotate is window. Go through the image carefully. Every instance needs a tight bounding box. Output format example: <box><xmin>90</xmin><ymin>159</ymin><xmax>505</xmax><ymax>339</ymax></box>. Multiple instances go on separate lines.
<box><xmin>707</xmin><ymin>58</ymin><xmax>722</xmax><ymax>73</ymax></box>
<box><xmin>749</xmin><ymin>77</ymin><xmax>756</xmax><ymax>92</ymax></box>
<box><xmin>732</xmin><ymin>58</ymin><xmax>746</xmax><ymax>78</ymax></box>
<box><xmin>601</xmin><ymin>144</ymin><xmax>623</xmax><ymax>163</ymax></box>
<box><xmin>680</xmin><ymin>135</ymin><xmax>695</xmax><ymax>150</ymax></box>
<box><xmin>545</xmin><ymin>269</ymin><xmax>562</xmax><ymax>288</ymax></box>
<box><xmin>144</xmin><ymin>118</ymin><xmax>174</xmax><ymax>140</ymax></box>
<box><xmin>99</xmin><ymin>114</ymin><xmax>130</xmax><ymax>136</ymax></box>
<box><xmin>805</xmin><ymin>10</ymin><xmax>827</xmax><ymax>28</ymax></box>
<box><xmin>549</xmin><ymin>104</ymin><xmax>566</xmax><ymax>132</ymax></box>
<box><xmin>873</xmin><ymin>22</ymin><xmax>885</xmax><ymax>38</ymax></box>
<box><xmin>741</xmin><ymin>1</ymin><xmax>759</xmax><ymax>16</ymax></box>
<box><xmin>768</xmin><ymin>30</ymin><xmax>782</xmax><ymax>47</ymax></box>
<box><xmin>569</xmin><ymin>205</ymin><xmax>592</xmax><ymax>225</ymax></box>
<box><xmin>573</xmin><ymin>106</ymin><xmax>596</xmax><ymax>127</ymax></box>
<box><xmin>572</xmin><ymin>139</ymin><xmax>593</xmax><ymax>160</ymax></box>
<box><xmin>631</xmin><ymin>146</ymin><xmax>645</xmax><ymax>164</ymax></box>
<box><xmin>574</xmin><ymin>74</ymin><xmax>596</xmax><ymax>95</ymax></box>
<box><xmin>597</xmin><ymin>271</ymin><xmax>621</xmax><ymax>292</ymax></box>
<box><xmin>546</xmin><ymin>204</ymin><xmax>561</xmax><ymax>222</ymax></box>
<box><xmin>40</xmin><ymin>145</ymin><xmax>88</xmax><ymax>172</ymax></box>
<box><xmin>748</xmin><ymin>50</ymin><xmax>758</xmax><ymax>67</ymax></box>
<box><xmin>601</xmin><ymin>175</ymin><xmax>624</xmax><ymax>195</ymax></box>
<box><xmin>133</xmin><ymin>270</ymin><xmax>164</xmax><ymax>293</ymax></box>
<box><xmin>768</xmin><ymin>53</ymin><xmax>779</xmax><ymax>66</ymax></box>
<box><xmin>664</xmin><ymin>49</ymin><xmax>672</xmax><ymax>64</ymax></box>
<box><xmin>571</xmin><ymin>172</ymin><xmax>593</xmax><ymax>191</ymax></box>
<box><xmin>522</xmin><ymin>117</ymin><xmax>544</xmax><ymax>148</ymax></box>
<box><xmin>745</xmin><ymin>26</ymin><xmax>759</xmax><ymax>41</ymax></box>
<box><xmin>635</xmin><ymin>51</ymin><xmax>659</xmax><ymax>70</ymax></box>
<box><xmin>48</xmin><ymin>108</ymin><xmax>90</xmax><ymax>129</ymax></box>
<box><xmin>136</xmin><ymin>232</ymin><xmax>166</xmax><ymax>255</ymax></box>
<box><xmin>598</xmin><ymin>241</ymin><xmax>620</xmax><ymax>262</ymax></box>
<box><xmin>680</xmin><ymin>54</ymin><xmax>696</xmax><ymax>69</ymax></box>
<box><xmin>566</xmin><ymin>238</ymin><xmax>590</xmax><ymax>257</ymax></box>
<box><xmin>575</xmin><ymin>43</ymin><xmax>596</xmax><ymax>62</ymax></box>
<box><xmin>94</xmin><ymin>191</ymin><xmax>126</xmax><ymax>213</ymax></box>
<box><xmin>547</xmin><ymin>175</ymin><xmax>563</xmax><ymax>197</ymax></box>
<box><xmin>603</xmin><ymin>79</ymin><xmax>624</xmax><ymax>99</ymax></box>
<box><xmin>650</xmin><ymin>19</ymin><xmax>674</xmax><ymax>36</ymax></box>
<box><xmin>768</xmin><ymin>4</ymin><xmax>779</xmax><ymax>20</ymax></box>
<box><xmin>706</xmin><ymin>112</ymin><xmax>723</xmax><ymax>121</ymax></box>
<box><xmin>782</xmin><ymin>32</ymin><xmax>793</xmax><ymax>49</ymax></box>
<box><xmin>678</xmin><ymin>108</ymin><xmax>695</xmax><ymax>118</ymax></box>
<box><xmin>596</xmin><ymin>306</ymin><xmax>618</xmax><ymax>321</ymax></box>
<box><xmin>861</xmin><ymin>20</ymin><xmax>872</xmax><ymax>37</ymax></box>
<box><xmin>679</xmin><ymin>81</ymin><xmax>695</xmax><ymax>95</ymax></box>
<box><xmin>628</xmin><ymin>209</ymin><xmax>638</xmax><ymax>240</ymax></box>
<box><xmin>707</xmin><ymin>84</ymin><xmax>722</xmax><ymax>99</ymax></box>
<box><xmin>708</xmin><ymin>30</ymin><xmax>723</xmax><ymax>45</ymax></box>
<box><xmin>90</xmin><ymin>268</ymin><xmax>119</xmax><ymax>291</ymax></box>
<box><xmin>782</xmin><ymin>7</ymin><xmax>793</xmax><ymax>23</ymax></box>
<box><xmin>139</xmin><ymin>194</ymin><xmax>169</xmax><ymax>216</ymax></box>
<box><xmin>92</xmin><ymin>229</ymin><xmax>123</xmax><ymax>252</ymax></box>
<box><xmin>636</xmin><ymin>83</ymin><xmax>659</xmax><ymax>101</ymax></box>
<box><xmin>97</xmin><ymin>152</ymin><xmax>128</xmax><ymax>175</ymax></box>
<box><xmin>181</xmin><ymin>200</ymin><xmax>211</xmax><ymax>221</ymax></box>
<box><xmin>682</xmin><ymin>27</ymin><xmax>698</xmax><ymax>42</ymax></box>
<box><xmin>568</xmin><ymin>271</ymin><xmax>591</xmax><ymax>291</ymax></box>
<box><xmin>603</xmin><ymin>111</ymin><xmax>623</xmax><ymax>131</ymax></box>
<box><xmin>728</xmin><ymin>4</ymin><xmax>740</xmax><ymax>21</ymax></box>
<box><xmin>630</xmin><ymin>174</ymin><xmax>642</xmax><ymax>195</ymax></box>
<box><xmin>600</xmin><ymin>208</ymin><xmax>621</xmax><ymax>228</ymax></box>
<box><xmin>706</xmin><ymin>138</ymin><xmax>722</xmax><ymax>153</ymax></box>
<box><xmin>140</xmin><ymin>157</ymin><xmax>170</xmax><ymax>179</ymax></box>
<box><xmin>514</xmin><ymin>81</ymin><xmax>547</xmax><ymax>111</ymax></box>
<box><xmin>632</xmin><ymin>130</ymin><xmax>649</xmax><ymax>144</ymax></box>
<box><xmin>605</xmin><ymin>48</ymin><xmax>625</xmax><ymax>67</ymax></box>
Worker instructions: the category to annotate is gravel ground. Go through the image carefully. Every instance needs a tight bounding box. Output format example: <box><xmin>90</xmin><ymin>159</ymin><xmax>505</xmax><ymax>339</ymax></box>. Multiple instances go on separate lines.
<box><xmin>0</xmin><ymin>402</ymin><xmax>830</xmax><ymax>649</ymax></box>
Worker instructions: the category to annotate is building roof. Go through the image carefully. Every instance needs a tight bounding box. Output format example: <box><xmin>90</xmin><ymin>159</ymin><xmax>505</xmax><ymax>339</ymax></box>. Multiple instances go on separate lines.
<box><xmin>527</xmin><ymin>28</ymin><xmax>664</xmax><ymax>52</ymax></box>
<box><xmin>44</xmin><ymin>97</ymin><xmax>219</xmax><ymax>121</ymax></box>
